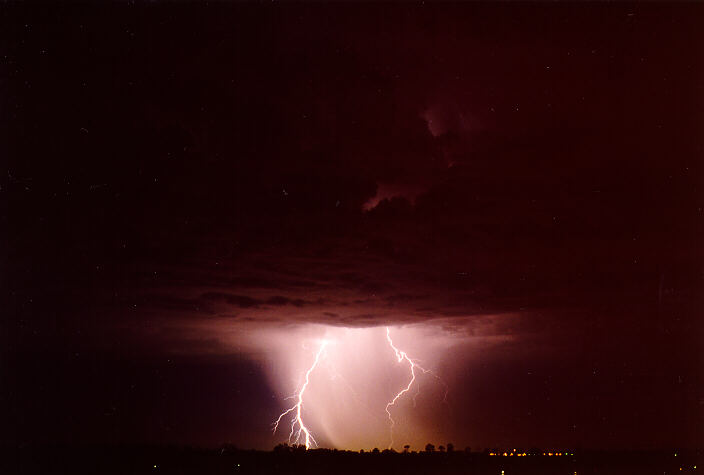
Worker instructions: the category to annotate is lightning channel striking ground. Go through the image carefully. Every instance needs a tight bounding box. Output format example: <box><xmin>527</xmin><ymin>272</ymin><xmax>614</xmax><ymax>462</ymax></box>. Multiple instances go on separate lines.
<box><xmin>272</xmin><ymin>340</ymin><xmax>328</xmax><ymax>449</ymax></box>
<box><xmin>384</xmin><ymin>327</ymin><xmax>447</xmax><ymax>450</ymax></box>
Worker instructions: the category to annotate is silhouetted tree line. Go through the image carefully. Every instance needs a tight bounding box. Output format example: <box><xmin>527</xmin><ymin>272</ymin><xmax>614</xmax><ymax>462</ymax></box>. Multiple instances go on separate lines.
<box><xmin>273</xmin><ymin>442</ymin><xmax>464</xmax><ymax>455</ymax></box>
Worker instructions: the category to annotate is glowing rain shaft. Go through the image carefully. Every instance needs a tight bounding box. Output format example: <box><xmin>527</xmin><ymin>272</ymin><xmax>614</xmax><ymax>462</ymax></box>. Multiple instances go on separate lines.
<box><xmin>272</xmin><ymin>340</ymin><xmax>328</xmax><ymax>449</ymax></box>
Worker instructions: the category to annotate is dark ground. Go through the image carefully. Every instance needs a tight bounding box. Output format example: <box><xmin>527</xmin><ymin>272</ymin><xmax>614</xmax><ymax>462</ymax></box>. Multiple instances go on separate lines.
<box><xmin>1</xmin><ymin>446</ymin><xmax>700</xmax><ymax>475</ymax></box>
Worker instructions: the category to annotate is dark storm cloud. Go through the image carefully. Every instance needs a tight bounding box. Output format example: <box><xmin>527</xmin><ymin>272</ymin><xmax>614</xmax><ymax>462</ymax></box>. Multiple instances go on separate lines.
<box><xmin>6</xmin><ymin>3</ymin><xmax>702</xmax><ymax>338</ymax></box>
<box><xmin>129</xmin><ymin>291</ymin><xmax>330</xmax><ymax>317</ymax></box>
<box><xmin>3</xmin><ymin>2</ymin><xmax>703</xmax><ymax>449</ymax></box>
<box><xmin>200</xmin><ymin>293</ymin><xmax>260</xmax><ymax>309</ymax></box>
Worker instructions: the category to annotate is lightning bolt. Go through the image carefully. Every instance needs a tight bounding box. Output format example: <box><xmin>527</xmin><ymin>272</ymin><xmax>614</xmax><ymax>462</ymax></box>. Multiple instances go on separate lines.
<box><xmin>384</xmin><ymin>326</ymin><xmax>447</xmax><ymax>450</ymax></box>
<box><xmin>272</xmin><ymin>340</ymin><xmax>328</xmax><ymax>449</ymax></box>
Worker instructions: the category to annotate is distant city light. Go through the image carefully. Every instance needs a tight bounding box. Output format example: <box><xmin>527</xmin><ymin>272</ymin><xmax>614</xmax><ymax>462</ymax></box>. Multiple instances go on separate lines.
<box><xmin>489</xmin><ymin>449</ymin><xmax>575</xmax><ymax>458</ymax></box>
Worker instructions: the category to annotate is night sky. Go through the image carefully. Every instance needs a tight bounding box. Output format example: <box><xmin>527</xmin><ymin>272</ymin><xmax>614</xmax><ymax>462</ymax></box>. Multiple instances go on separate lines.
<box><xmin>2</xmin><ymin>3</ymin><xmax>703</xmax><ymax>451</ymax></box>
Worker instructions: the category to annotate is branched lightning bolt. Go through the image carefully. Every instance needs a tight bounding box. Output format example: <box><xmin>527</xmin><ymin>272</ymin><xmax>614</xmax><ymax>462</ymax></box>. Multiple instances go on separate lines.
<box><xmin>384</xmin><ymin>326</ymin><xmax>448</xmax><ymax>450</ymax></box>
<box><xmin>272</xmin><ymin>340</ymin><xmax>328</xmax><ymax>449</ymax></box>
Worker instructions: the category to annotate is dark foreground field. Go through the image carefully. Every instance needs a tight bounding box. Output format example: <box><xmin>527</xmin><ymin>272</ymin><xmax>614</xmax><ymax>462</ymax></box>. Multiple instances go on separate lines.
<box><xmin>1</xmin><ymin>446</ymin><xmax>700</xmax><ymax>475</ymax></box>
